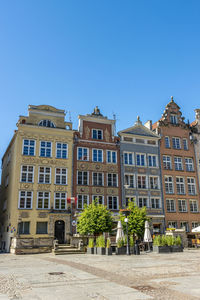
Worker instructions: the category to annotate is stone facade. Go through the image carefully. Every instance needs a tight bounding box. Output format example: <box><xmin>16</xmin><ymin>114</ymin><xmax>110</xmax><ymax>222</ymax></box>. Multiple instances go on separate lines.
<box><xmin>0</xmin><ymin>105</ymin><xmax>74</xmax><ymax>253</ymax></box>
<box><xmin>153</xmin><ymin>97</ymin><xmax>200</xmax><ymax>232</ymax></box>
<box><xmin>118</xmin><ymin>117</ymin><xmax>165</xmax><ymax>234</ymax></box>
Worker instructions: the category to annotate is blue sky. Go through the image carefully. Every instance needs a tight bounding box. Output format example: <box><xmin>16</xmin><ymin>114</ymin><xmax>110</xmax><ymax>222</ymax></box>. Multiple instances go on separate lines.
<box><xmin>1</xmin><ymin>1</ymin><xmax>200</xmax><ymax>160</ymax></box>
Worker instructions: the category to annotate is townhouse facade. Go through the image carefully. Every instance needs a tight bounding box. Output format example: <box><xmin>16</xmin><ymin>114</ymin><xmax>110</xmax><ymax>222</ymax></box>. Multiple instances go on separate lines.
<box><xmin>118</xmin><ymin>117</ymin><xmax>165</xmax><ymax>234</ymax></box>
<box><xmin>73</xmin><ymin>107</ymin><xmax>122</xmax><ymax>219</ymax></box>
<box><xmin>0</xmin><ymin>105</ymin><xmax>74</xmax><ymax>253</ymax></box>
<box><xmin>153</xmin><ymin>97</ymin><xmax>200</xmax><ymax>232</ymax></box>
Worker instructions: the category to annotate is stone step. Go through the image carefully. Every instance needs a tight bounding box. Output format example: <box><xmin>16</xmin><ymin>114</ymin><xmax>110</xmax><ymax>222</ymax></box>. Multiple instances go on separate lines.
<box><xmin>54</xmin><ymin>251</ymin><xmax>85</xmax><ymax>255</ymax></box>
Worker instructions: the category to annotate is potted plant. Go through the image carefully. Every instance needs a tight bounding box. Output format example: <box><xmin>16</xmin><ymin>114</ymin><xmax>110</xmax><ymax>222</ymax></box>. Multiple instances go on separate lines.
<box><xmin>87</xmin><ymin>238</ymin><xmax>94</xmax><ymax>254</ymax></box>
<box><xmin>116</xmin><ymin>238</ymin><xmax>126</xmax><ymax>255</ymax></box>
<box><xmin>96</xmin><ymin>235</ymin><xmax>106</xmax><ymax>255</ymax></box>
<box><xmin>130</xmin><ymin>235</ymin><xmax>135</xmax><ymax>254</ymax></box>
<box><xmin>105</xmin><ymin>238</ymin><xmax>112</xmax><ymax>255</ymax></box>
<box><xmin>153</xmin><ymin>235</ymin><xmax>171</xmax><ymax>253</ymax></box>
<box><xmin>171</xmin><ymin>236</ymin><xmax>183</xmax><ymax>252</ymax></box>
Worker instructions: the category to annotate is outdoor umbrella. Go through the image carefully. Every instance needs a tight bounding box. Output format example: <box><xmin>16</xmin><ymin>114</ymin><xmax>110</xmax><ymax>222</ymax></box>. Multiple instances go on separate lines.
<box><xmin>143</xmin><ymin>221</ymin><xmax>152</xmax><ymax>251</ymax></box>
<box><xmin>192</xmin><ymin>226</ymin><xmax>200</xmax><ymax>233</ymax></box>
<box><xmin>116</xmin><ymin>220</ymin><xmax>125</xmax><ymax>243</ymax></box>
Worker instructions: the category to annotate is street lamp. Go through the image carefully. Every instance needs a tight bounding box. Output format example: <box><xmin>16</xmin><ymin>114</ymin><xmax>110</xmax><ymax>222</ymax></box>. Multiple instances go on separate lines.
<box><xmin>120</xmin><ymin>209</ymin><xmax>131</xmax><ymax>255</ymax></box>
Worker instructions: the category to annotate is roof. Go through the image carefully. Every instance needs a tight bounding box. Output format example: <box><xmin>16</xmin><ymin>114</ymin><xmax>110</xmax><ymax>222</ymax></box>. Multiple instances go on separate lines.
<box><xmin>118</xmin><ymin>123</ymin><xmax>160</xmax><ymax>138</ymax></box>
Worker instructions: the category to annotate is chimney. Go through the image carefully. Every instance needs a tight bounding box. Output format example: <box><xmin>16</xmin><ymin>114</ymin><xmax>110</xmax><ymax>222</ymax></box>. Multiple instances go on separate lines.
<box><xmin>144</xmin><ymin>120</ymin><xmax>152</xmax><ymax>130</ymax></box>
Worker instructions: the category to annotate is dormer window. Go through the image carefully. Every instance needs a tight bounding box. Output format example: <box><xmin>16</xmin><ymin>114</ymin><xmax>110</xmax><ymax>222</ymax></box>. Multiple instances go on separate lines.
<box><xmin>92</xmin><ymin>129</ymin><xmax>103</xmax><ymax>140</ymax></box>
<box><xmin>38</xmin><ymin>120</ymin><xmax>55</xmax><ymax>128</ymax></box>
<box><xmin>170</xmin><ymin>114</ymin><xmax>178</xmax><ymax>124</ymax></box>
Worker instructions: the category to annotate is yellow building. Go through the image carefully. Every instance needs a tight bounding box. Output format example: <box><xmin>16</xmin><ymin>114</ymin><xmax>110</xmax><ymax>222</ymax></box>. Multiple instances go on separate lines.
<box><xmin>0</xmin><ymin>105</ymin><xmax>74</xmax><ymax>253</ymax></box>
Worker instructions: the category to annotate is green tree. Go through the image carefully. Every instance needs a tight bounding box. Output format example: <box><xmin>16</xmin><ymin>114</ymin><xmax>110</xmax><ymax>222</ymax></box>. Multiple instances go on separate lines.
<box><xmin>120</xmin><ymin>200</ymin><xmax>148</xmax><ymax>239</ymax></box>
<box><xmin>77</xmin><ymin>201</ymin><xmax>113</xmax><ymax>235</ymax></box>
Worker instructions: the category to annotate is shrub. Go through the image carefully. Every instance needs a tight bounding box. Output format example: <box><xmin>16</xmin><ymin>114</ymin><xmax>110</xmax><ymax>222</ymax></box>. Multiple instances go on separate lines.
<box><xmin>106</xmin><ymin>238</ymin><xmax>111</xmax><ymax>248</ymax></box>
<box><xmin>130</xmin><ymin>235</ymin><xmax>134</xmax><ymax>247</ymax></box>
<box><xmin>117</xmin><ymin>238</ymin><xmax>124</xmax><ymax>248</ymax></box>
<box><xmin>88</xmin><ymin>238</ymin><xmax>94</xmax><ymax>248</ymax></box>
<box><xmin>124</xmin><ymin>235</ymin><xmax>127</xmax><ymax>245</ymax></box>
<box><xmin>96</xmin><ymin>235</ymin><xmax>105</xmax><ymax>248</ymax></box>
<box><xmin>175</xmin><ymin>236</ymin><xmax>182</xmax><ymax>246</ymax></box>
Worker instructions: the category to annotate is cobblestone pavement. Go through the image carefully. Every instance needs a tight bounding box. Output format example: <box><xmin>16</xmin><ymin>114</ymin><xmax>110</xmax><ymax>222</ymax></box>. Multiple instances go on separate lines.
<box><xmin>0</xmin><ymin>249</ymin><xmax>200</xmax><ymax>299</ymax></box>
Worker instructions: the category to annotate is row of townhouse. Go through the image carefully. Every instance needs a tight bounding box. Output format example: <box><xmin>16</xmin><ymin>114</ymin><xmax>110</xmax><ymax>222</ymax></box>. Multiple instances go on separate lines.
<box><xmin>1</xmin><ymin>97</ymin><xmax>200</xmax><ymax>253</ymax></box>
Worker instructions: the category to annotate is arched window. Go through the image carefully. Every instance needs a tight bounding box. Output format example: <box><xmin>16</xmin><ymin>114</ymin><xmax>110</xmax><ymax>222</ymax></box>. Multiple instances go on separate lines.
<box><xmin>38</xmin><ymin>120</ymin><xmax>55</xmax><ymax>128</ymax></box>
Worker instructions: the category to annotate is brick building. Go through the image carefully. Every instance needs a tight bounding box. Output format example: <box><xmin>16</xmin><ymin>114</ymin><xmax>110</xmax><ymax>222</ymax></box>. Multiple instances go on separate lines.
<box><xmin>153</xmin><ymin>97</ymin><xmax>200</xmax><ymax>232</ymax></box>
<box><xmin>73</xmin><ymin>107</ymin><xmax>122</xmax><ymax>217</ymax></box>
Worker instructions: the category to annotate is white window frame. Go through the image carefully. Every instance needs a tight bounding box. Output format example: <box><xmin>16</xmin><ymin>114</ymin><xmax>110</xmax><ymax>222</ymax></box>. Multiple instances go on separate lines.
<box><xmin>165</xmin><ymin>176</ymin><xmax>174</xmax><ymax>194</ymax></box>
<box><xmin>107</xmin><ymin>150</ymin><xmax>117</xmax><ymax>164</ymax></box>
<box><xmin>54</xmin><ymin>192</ymin><xmax>67</xmax><ymax>210</ymax></box>
<box><xmin>165</xmin><ymin>136</ymin><xmax>170</xmax><ymax>148</ymax></box>
<box><xmin>38</xmin><ymin>166</ymin><xmax>51</xmax><ymax>184</ymax></box>
<box><xmin>183</xmin><ymin>138</ymin><xmax>188</xmax><ymax>150</ymax></box>
<box><xmin>185</xmin><ymin>158</ymin><xmax>194</xmax><ymax>171</ymax></box>
<box><xmin>176</xmin><ymin>177</ymin><xmax>185</xmax><ymax>195</ymax></box>
<box><xmin>124</xmin><ymin>174</ymin><xmax>135</xmax><ymax>188</ymax></box>
<box><xmin>174</xmin><ymin>157</ymin><xmax>183</xmax><ymax>171</ymax></box>
<box><xmin>22</xmin><ymin>139</ymin><xmax>35</xmax><ymax>156</ymax></box>
<box><xmin>172</xmin><ymin>137</ymin><xmax>181</xmax><ymax>149</ymax></box>
<box><xmin>151</xmin><ymin>197</ymin><xmax>161</xmax><ymax>209</ymax></box>
<box><xmin>56</xmin><ymin>142</ymin><xmax>68</xmax><ymax>159</ymax></box>
<box><xmin>178</xmin><ymin>199</ymin><xmax>187</xmax><ymax>212</ymax></box>
<box><xmin>192</xmin><ymin>222</ymin><xmax>200</xmax><ymax>229</ymax></box>
<box><xmin>77</xmin><ymin>147</ymin><xmax>89</xmax><ymax>161</ymax></box>
<box><xmin>148</xmin><ymin>155</ymin><xmax>157</xmax><ymax>167</ymax></box>
<box><xmin>136</xmin><ymin>153</ymin><xmax>146</xmax><ymax>167</ymax></box>
<box><xmin>187</xmin><ymin>177</ymin><xmax>196</xmax><ymax>195</ymax></box>
<box><xmin>168</xmin><ymin>221</ymin><xmax>178</xmax><ymax>229</ymax></box>
<box><xmin>123</xmin><ymin>152</ymin><xmax>134</xmax><ymax>165</ymax></box>
<box><xmin>190</xmin><ymin>199</ymin><xmax>198</xmax><ymax>212</ymax></box>
<box><xmin>107</xmin><ymin>173</ymin><xmax>118</xmax><ymax>187</ymax></box>
<box><xmin>18</xmin><ymin>191</ymin><xmax>33</xmax><ymax>209</ymax></box>
<box><xmin>77</xmin><ymin>194</ymin><xmax>89</xmax><ymax>209</ymax></box>
<box><xmin>92</xmin><ymin>172</ymin><xmax>104</xmax><ymax>186</ymax></box>
<box><xmin>149</xmin><ymin>176</ymin><xmax>159</xmax><ymax>190</ymax></box>
<box><xmin>55</xmin><ymin>168</ymin><xmax>67</xmax><ymax>185</ymax></box>
<box><xmin>37</xmin><ymin>191</ymin><xmax>50</xmax><ymax>209</ymax></box>
<box><xmin>92</xmin><ymin>149</ymin><xmax>103</xmax><ymax>162</ymax></box>
<box><xmin>92</xmin><ymin>195</ymin><xmax>104</xmax><ymax>205</ymax></box>
<box><xmin>138</xmin><ymin>197</ymin><xmax>148</xmax><ymax>208</ymax></box>
<box><xmin>137</xmin><ymin>175</ymin><xmax>147</xmax><ymax>189</ymax></box>
<box><xmin>180</xmin><ymin>221</ymin><xmax>189</xmax><ymax>232</ymax></box>
<box><xmin>170</xmin><ymin>114</ymin><xmax>178</xmax><ymax>124</ymax></box>
<box><xmin>20</xmin><ymin>165</ymin><xmax>34</xmax><ymax>183</ymax></box>
<box><xmin>40</xmin><ymin>141</ymin><xmax>52</xmax><ymax>157</ymax></box>
<box><xmin>92</xmin><ymin>129</ymin><xmax>103</xmax><ymax>140</ymax></box>
<box><xmin>163</xmin><ymin>156</ymin><xmax>172</xmax><ymax>170</ymax></box>
<box><xmin>77</xmin><ymin>171</ymin><xmax>89</xmax><ymax>185</ymax></box>
<box><xmin>166</xmin><ymin>199</ymin><xmax>176</xmax><ymax>212</ymax></box>
<box><xmin>107</xmin><ymin>196</ymin><xmax>118</xmax><ymax>210</ymax></box>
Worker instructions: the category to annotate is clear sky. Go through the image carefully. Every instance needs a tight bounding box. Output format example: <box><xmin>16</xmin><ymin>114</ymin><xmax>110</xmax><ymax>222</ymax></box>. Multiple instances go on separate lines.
<box><xmin>1</xmin><ymin>1</ymin><xmax>200</xmax><ymax>160</ymax></box>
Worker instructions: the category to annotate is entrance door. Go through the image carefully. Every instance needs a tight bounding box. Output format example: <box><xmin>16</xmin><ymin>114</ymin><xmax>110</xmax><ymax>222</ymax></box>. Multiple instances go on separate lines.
<box><xmin>55</xmin><ymin>220</ymin><xmax>65</xmax><ymax>244</ymax></box>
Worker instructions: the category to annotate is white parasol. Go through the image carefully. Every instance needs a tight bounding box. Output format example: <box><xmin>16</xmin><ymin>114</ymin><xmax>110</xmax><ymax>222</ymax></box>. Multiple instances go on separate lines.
<box><xmin>192</xmin><ymin>226</ymin><xmax>200</xmax><ymax>233</ymax></box>
<box><xmin>116</xmin><ymin>220</ymin><xmax>125</xmax><ymax>243</ymax></box>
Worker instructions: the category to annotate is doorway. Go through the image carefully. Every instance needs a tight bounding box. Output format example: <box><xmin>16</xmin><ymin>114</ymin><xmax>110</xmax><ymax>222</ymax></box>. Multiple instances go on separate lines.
<box><xmin>55</xmin><ymin>220</ymin><xmax>65</xmax><ymax>244</ymax></box>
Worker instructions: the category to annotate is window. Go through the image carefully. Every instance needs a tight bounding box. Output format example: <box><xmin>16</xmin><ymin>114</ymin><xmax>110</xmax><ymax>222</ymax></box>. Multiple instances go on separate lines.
<box><xmin>18</xmin><ymin>191</ymin><xmax>32</xmax><ymax>209</ymax></box>
<box><xmin>166</xmin><ymin>199</ymin><xmax>176</xmax><ymax>212</ymax></box>
<box><xmin>172</xmin><ymin>137</ymin><xmax>181</xmax><ymax>149</ymax></box>
<box><xmin>39</xmin><ymin>120</ymin><xmax>55</xmax><ymax>128</ymax></box>
<box><xmin>107</xmin><ymin>151</ymin><xmax>117</xmax><ymax>163</ymax></box>
<box><xmin>77</xmin><ymin>147</ymin><xmax>89</xmax><ymax>161</ymax></box>
<box><xmin>151</xmin><ymin>198</ymin><xmax>161</xmax><ymax>209</ymax></box>
<box><xmin>77</xmin><ymin>171</ymin><xmax>88</xmax><ymax>185</ymax></box>
<box><xmin>18</xmin><ymin>222</ymin><xmax>30</xmax><ymax>234</ymax></box>
<box><xmin>40</xmin><ymin>141</ymin><xmax>52</xmax><ymax>157</ymax></box>
<box><xmin>148</xmin><ymin>155</ymin><xmax>157</xmax><ymax>167</ymax></box>
<box><xmin>163</xmin><ymin>156</ymin><xmax>172</xmax><ymax>170</ymax></box>
<box><xmin>93</xmin><ymin>172</ymin><xmax>103</xmax><ymax>186</ymax></box>
<box><xmin>183</xmin><ymin>139</ymin><xmax>188</xmax><ymax>150</ymax></box>
<box><xmin>136</xmin><ymin>154</ymin><xmax>146</xmax><ymax>166</ymax></box>
<box><xmin>178</xmin><ymin>200</ymin><xmax>187</xmax><ymax>212</ymax></box>
<box><xmin>77</xmin><ymin>195</ymin><xmax>89</xmax><ymax>209</ymax></box>
<box><xmin>55</xmin><ymin>168</ymin><xmax>67</xmax><ymax>185</ymax></box>
<box><xmin>36</xmin><ymin>222</ymin><xmax>48</xmax><ymax>234</ymax></box>
<box><xmin>168</xmin><ymin>221</ymin><xmax>177</xmax><ymax>229</ymax></box>
<box><xmin>165</xmin><ymin>136</ymin><xmax>170</xmax><ymax>148</ymax></box>
<box><xmin>56</xmin><ymin>143</ymin><xmax>68</xmax><ymax>159</ymax></box>
<box><xmin>20</xmin><ymin>165</ymin><xmax>34</xmax><ymax>183</ymax></box>
<box><xmin>124</xmin><ymin>174</ymin><xmax>135</xmax><ymax>188</ymax></box>
<box><xmin>38</xmin><ymin>167</ymin><xmax>51</xmax><ymax>184</ymax></box>
<box><xmin>165</xmin><ymin>176</ymin><xmax>174</xmax><ymax>194</ymax></box>
<box><xmin>190</xmin><ymin>200</ymin><xmax>198</xmax><ymax>212</ymax></box>
<box><xmin>37</xmin><ymin>192</ymin><xmax>50</xmax><ymax>209</ymax></box>
<box><xmin>5</xmin><ymin>175</ymin><xmax>9</xmax><ymax>187</ymax></box>
<box><xmin>125</xmin><ymin>197</ymin><xmax>135</xmax><ymax>207</ymax></box>
<box><xmin>185</xmin><ymin>158</ymin><xmax>194</xmax><ymax>171</ymax></box>
<box><xmin>22</xmin><ymin>139</ymin><xmax>35</xmax><ymax>156</ymax></box>
<box><xmin>192</xmin><ymin>222</ymin><xmax>199</xmax><ymax>229</ymax></box>
<box><xmin>92</xmin><ymin>195</ymin><xmax>104</xmax><ymax>205</ymax></box>
<box><xmin>137</xmin><ymin>176</ymin><xmax>147</xmax><ymax>189</ymax></box>
<box><xmin>138</xmin><ymin>197</ymin><xmax>148</xmax><ymax>208</ymax></box>
<box><xmin>124</xmin><ymin>152</ymin><xmax>134</xmax><ymax>165</ymax></box>
<box><xmin>174</xmin><ymin>157</ymin><xmax>183</xmax><ymax>171</ymax></box>
<box><xmin>107</xmin><ymin>173</ymin><xmax>118</xmax><ymax>187</ymax></box>
<box><xmin>54</xmin><ymin>192</ymin><xmax>66</xmax><ymax>209</ymax></box>
<box><xmin>170</xmin><ymin>114</ymin><xmax>178</xmax><ymax>124</ymax></box>
<box><xmin>92</xmin><ymin>149</ymin><xmax>103</xmax><ymax>162</ymax></box>
<box><xmin>149</xmin><ymin>176</ymin><xmax>159</xmax><ymax>189</ymax></box>
<box><xmin>187</xmin><ymin>177</ymin><xmax>196</xmax><ymax>195</ymax></box>
<box><xmin>180</xmin><ymin>221</ymin><xmax>189</xmax><ymax>232</ymax></box>
<box><xmin>176</xmin><ymin>177</ymin><xmax>185</xmax><ymax>194</ymax></box>
<box><xmin>107</xmin><ymin>196</ymin><xmax>118</xmax><ymax>210</ymax></box>
<box><xmin>92</xmin><ymin>129</ymin><xmax>103</xmax><ymax>140</ymax></box>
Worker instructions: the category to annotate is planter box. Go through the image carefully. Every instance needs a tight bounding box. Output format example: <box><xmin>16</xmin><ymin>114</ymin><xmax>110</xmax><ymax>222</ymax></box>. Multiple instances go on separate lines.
<box><xmin>153</xmin><ymin>246</ymin><xmax>171</xmax><ymax>253</ymax></box>
<box><xmin>96</xmin><ymin>247</ymin><xmax>105</xmax><ymax>255</ymax></box>
<box><xmin>171</xmin><ymin>245</ymin><xmax>183</xmax><ymax>253</ymax></box>
<box><xmin>87</xmin><ymin>247</ymin><xmax>94</xmax><ymax>254</ymax></box>
<box><xmin>116</xmin><ymin>246</ymin><xmax>126</xmax><ymax>255</ymax></box>
<box><xmin>130</xmin><ymin>246</ymin><xmax>135</xmax><ymax>255</ymax></box>
<box><xmin>106</xmin><ymin>247</ymin><xmax>112</xmax><ymax>255</ymax></box>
